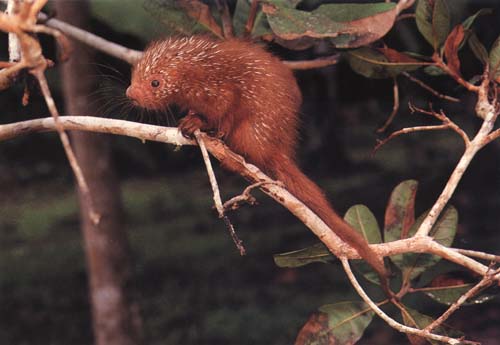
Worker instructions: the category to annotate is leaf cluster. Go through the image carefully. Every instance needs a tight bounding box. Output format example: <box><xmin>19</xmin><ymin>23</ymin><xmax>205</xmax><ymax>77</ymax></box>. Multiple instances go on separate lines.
<box><xmin>275</xmin><ymin>180</ymin><xmax>493</xmax><ymax>344</ymax></box>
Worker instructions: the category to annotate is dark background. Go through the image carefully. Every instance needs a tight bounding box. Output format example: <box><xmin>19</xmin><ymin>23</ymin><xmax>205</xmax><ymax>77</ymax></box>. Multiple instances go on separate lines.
<box><xmin>0</xmin><ymin>1</ymin><xmax>499</xmax><ymax>344</ymax></box>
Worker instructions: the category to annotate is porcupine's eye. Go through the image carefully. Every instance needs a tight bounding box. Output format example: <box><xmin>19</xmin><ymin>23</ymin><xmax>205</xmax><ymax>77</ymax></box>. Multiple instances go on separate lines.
<box><xmin>151</xmin><ymin>80</ymin><xmax>160</xmax><ymax>88</ymax></box>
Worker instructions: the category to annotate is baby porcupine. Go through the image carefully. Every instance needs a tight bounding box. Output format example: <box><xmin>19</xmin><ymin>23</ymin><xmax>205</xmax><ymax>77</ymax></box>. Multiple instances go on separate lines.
<box><xmin>127</xmin><ymin>35</ymin><xmax>390</xmax><ymax>292</ymax></box>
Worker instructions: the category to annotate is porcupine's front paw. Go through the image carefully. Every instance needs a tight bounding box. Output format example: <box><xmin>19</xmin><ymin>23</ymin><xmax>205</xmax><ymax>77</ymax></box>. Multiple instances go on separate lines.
<box><xmin>178</xmin><ymin>113</ymin><xmax>205</xmax><ymax>139</ymax></box>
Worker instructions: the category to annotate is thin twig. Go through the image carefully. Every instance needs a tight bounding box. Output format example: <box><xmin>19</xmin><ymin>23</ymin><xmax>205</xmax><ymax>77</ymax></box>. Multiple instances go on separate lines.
<box><xmin>283</xmin><ymin>55</ymin><xmax>340</xmax><ymax>70</ymax></box>
<box><xmin>216</xmin><ymin>0</ymin><xmax>233</xmax><ymax>39</ymax></box>
<box><xmin>6</xmin><ymin>0</ymin><xmax>21</xmax><ymax>62</ymax></box>
<box><xmin>402</xmin><ymin>72</ymin><xmax>460</xmax><ymax>102</ymax></box>
<box><xmin>244</xmin><ymin>0</ymin><xmax>259</xmax><ymax>37</ymax></box>
<box><xmin>409</xmin><ymin>104</ymin><xmax>470</xmax><ymax>146</ymax></box>
<box><xmin>433</xmin><ymin>53</ymin><xmax>480</xmax><ymax>93</ymax></box>
<box><xmin>454</xmin><ymin>248</ymin><xmax>500</xmax><ymax>262</ymax></box>
<box><xmin>415</xmin><ymin>76</ymin><xmax>498</xmax><ymax>237</ymax></box>
<box><xmin>377</xmin><ymin>77</ymin><xmax>400</xmax><ymax>133</ymax></box>
<box><xmin>374</xmin><ymin>103</ymin><xmax>472</xmax><ymax>152</ymax></box>
<box><xmin>194</xmin><ymin>130</ymin><xmax>246</xmax><ymax>255</ymax></box>
<box><xmin>223</xmin><ymin>182</ymin><xmax>263</xmax><ymax>211</ymax></box>
<box><xmin>33</xmin><ymin>70</ymin><xmax>100</xmax><ymax>225</ymax></box>
<box><xmin>424</xmin><ymin>268</ymin><xmax>498</xmax><ymax>333</ymax></box>
<box><xmin>396</xmin><ymin>13</ymin><xmax>415</xmax><ymax>21</ymax></box>
<box><xmin>374</xmin><ymin>124</ymin><xmax>450</xmax><ymax>153</ymax></box>
<box><xmin>194</xmin><ymin>130</ymin><xmax>224</xmax><ymax>216</ymax></box>
<box><xmin>223</xmin><ymin>180</ymin><xmax>285</xmax><ymax>211</ymax></box>
<box><xmin>341</xmin><ymin>258</ymin><xmax>472</xmax><ymax>345</ymax></box>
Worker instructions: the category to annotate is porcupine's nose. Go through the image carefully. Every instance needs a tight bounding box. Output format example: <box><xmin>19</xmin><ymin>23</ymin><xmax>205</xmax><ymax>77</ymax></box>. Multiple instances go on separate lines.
<box><xmin>126</xmin><ymin>86</ymin><xmax>140</xmax><ymax>105</ymax></box>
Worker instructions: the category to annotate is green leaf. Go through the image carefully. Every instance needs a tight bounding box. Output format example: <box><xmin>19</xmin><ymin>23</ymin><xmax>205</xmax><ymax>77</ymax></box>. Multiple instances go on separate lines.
<box><xmin>345</xmin><ymin>48</ymin><xmax>424</xmax><ymax>79</ymax></box>
<box><xmin>391</xmin><ymin>207</ymin><xmax>458</xmax><ymax>281</ymax></box>
<box><xmin>384</xmin><ymin>180</ymin><xmax>418</xmax><ymax>244</ymax></box>
<box><xmin>317</xmin><ymin>2</ymin><xmax>396</xmax><ymax>22</ymax></box>
<box><xmin>295</xmin><ymin>302</ymin><xmax>374</xmax><ymax>345</ymax></box>
<box><xmin>468</xmin><ymin>32</ymin><xmax>489</xmax><ymax>65</ymax></box>
<box><xmin>456</xmin><ymin>10</ymin><xmax>492</xmax><ymax>52</ymax></box>
<box><xmin>344</xmin><ymin>205</ymin><xmax>382</xmax><ymax>244</ymax></box>
<box><xmin>264</xmin><ymin>6</ymin><xmax>347</xmax><ymax>40</ymax></box>
<box><xmin>263</xmin><ymin>2</ymin><xmax>399</xmax><ymax>49</ymax></box>
<box><xmin>320</xmin><ymin>302</ymin><xmax>374</xmax><ymax>343</ymax></box>
<box><xmin>273</xmin><ymin>243</ymin><xmax>333</xmax><ymax>268</ymax></box>
<box><xmin>416</xmin><ymin>0</ymin><xmax>451</xmax><ymax>50</ymax></box>
<box><xmin>421</xmin><ymin>283</ymin><xmax>496</xmax><ymax>306</ymax></box>
<box><xmin>319</xmin><ymin>301</ymin><xmax>374</xmax><ymax>344</ymax></box>
<box><xmin>489</xmin><ymin>35</ymin><xmax>500</xmax><ymax>81</ymax></box>
<box><xmin>462</xmin><ymin>8</ymin><xmax>492</xmax><ymax>30</ymax></box>
<box><xmin>344</xmin><ymin>205</ymin><xmax>382</xmax><ymax>285</ymax></box>
<box><xmin>143</xmin><ymin>0</ymin><xmax>222</xmax><ymax>37</ymax></box>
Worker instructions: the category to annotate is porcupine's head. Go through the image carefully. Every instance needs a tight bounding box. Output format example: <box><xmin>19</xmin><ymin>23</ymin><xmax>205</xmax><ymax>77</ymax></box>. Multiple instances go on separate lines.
<box><xmin>126</xmin><ymin>38</ymin><xmax>186</xmax><ymax>110</ymax></box>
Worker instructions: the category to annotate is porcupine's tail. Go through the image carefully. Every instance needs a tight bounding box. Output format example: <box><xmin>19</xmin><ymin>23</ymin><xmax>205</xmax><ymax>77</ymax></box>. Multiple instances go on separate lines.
<box><xmin>270</xmin><ymin>157</ymin><xmax>390</xmax><ymax>293</ymax></box>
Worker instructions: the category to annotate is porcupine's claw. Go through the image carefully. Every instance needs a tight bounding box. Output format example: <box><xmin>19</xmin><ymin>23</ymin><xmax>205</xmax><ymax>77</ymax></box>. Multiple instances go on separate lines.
<box><xmin>178</xmin><ymin>112</ymin><xmax>206</xmax><ymax>139</ymax></box>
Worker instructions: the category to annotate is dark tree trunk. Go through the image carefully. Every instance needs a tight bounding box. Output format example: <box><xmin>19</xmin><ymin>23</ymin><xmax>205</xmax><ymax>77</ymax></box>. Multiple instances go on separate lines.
<box><xmin>54</xmin><ymin>1</ymin><xmax>142</xmax><ymax>344</ymax></box>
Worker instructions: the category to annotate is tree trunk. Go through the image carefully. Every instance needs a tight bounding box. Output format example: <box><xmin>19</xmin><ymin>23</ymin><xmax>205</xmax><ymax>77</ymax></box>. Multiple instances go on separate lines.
<box><xmin>54</xmin><ymin>1</ymin><xmax>142</xmax><ymax>344</ymax></box>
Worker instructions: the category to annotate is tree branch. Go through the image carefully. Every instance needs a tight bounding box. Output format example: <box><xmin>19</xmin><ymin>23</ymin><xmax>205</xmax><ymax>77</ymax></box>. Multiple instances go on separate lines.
<box><xmin>0</xmin><ymin>116</ymin><xmax>498</xmax><ymax>283</ymax></box>
<box><xmin>377</xmin><ymin>77</ymin><xmax>400</xmax><ymax>133</ymax></box>
<box><xmin>402</xmin><ymin>72</ymin><xmax>460</xmax><ymax>102</ymax></box>
<box><xmin>194</xmin><ymin>130</ymin><xmax>245</xmax><ymax>255</ymax></box>
<box><xmin>244</xmin><ymin>0</ymin><xmax>259</xmax><ymax>38</ymax></box>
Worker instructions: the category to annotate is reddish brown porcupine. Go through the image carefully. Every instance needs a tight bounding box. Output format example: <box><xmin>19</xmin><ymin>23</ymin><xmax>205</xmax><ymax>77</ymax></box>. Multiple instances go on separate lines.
<box><xmin>127</xmin><ymin>36</ymin><xmax>389</xmax><ymax>291</ymax></box>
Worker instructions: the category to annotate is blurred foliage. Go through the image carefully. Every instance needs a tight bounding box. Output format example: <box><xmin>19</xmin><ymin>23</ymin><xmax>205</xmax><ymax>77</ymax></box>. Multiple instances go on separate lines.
<box><xmin>0</xmin><ymin>176</ymin><xmax>357</xmax><ymax>345</ymax></box>
<box><xmin>90</xmin><ymin>0</ymin><xmax>161</xmax><ymax>41</ymax></box>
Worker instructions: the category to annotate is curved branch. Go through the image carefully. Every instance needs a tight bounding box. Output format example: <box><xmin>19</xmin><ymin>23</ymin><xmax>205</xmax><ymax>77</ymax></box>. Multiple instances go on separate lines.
<box><xmin>341</xmin><ymin>258</ymin><xmax>472</xmax><ymax>345</ymax></box>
